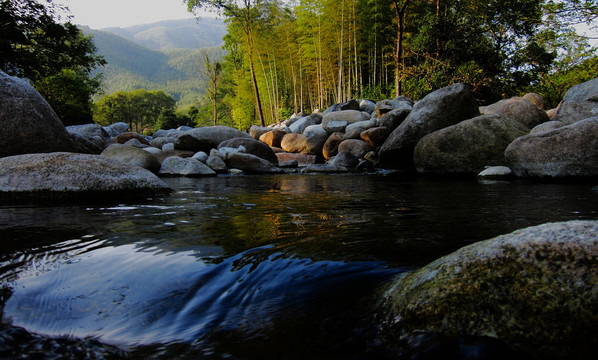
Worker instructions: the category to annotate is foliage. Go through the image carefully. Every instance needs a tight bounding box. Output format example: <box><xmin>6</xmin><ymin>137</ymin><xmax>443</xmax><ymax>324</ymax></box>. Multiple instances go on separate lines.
<box><xmin>93</xmin><ymin>89</ymin><xmax>176</xmax><ymax>132</ymax></box>
<box><xmin>154</xmin><ymin>109</ymin><xmax>194</xmax><ymax>131</ymax></box>
<box><xmin>0</xmin><ymin>0</ymin><xmax>105</xmax><ymax>125</ymax></box>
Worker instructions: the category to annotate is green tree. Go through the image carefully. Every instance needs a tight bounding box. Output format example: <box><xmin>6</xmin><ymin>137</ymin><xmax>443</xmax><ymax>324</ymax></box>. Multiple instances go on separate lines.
<box><xmin>0</xmin><ymin>0</ymin><xmax>105</xmax><ymax>125</ymax></box>
<box><xmin>187</xmin><ymin>0</ymin><xmax>268</xmax><ymax>126</ymax></box>
<box><xmin>94</xmin><ymin>89</ymin><xmax>176</xmax><ymax>132</ymax></box>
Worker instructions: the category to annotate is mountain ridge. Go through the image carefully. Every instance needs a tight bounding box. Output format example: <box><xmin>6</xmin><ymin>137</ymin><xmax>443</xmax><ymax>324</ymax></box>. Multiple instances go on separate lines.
<box><xmin>81</xmin><ymin>18</ymin><xmax>227</xmax><ymax>108</ymax></box>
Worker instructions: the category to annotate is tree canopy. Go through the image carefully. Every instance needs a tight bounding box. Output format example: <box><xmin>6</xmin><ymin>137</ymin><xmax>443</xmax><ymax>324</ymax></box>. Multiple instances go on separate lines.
<box><xmin>0</xmin><ymin>0</ymin><xmax>105</xmax><ymax>125</ymax></box>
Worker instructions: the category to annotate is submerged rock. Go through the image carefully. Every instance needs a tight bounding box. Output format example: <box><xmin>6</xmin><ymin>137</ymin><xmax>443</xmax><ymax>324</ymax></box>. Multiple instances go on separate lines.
<box><xmin>378</xmin><ymin>220</ymin><xmax>598</xmax><ymax>359</ymax></box>
<box><xmin>0</xmin><ymin>152</ymin><xmax>171</xmax><ymax>201</ymax></box>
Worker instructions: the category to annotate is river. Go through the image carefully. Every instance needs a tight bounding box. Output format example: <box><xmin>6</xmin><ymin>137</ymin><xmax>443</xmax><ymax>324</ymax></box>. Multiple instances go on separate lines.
<box><xmin>1</xmin><ymin>174</ymin><xmax>598</xmax><ymax>358</ymax></box>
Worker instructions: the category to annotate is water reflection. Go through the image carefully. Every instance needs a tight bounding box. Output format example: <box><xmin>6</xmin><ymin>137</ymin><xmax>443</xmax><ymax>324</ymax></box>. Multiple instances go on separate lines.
<box><xmin>1</xmin><ymin>175</ymin><xmax>598</xmax><ymax>358</ymax></box>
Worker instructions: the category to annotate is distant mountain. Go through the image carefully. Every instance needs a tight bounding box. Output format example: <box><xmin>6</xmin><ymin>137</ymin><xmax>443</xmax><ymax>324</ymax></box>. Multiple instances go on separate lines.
<box><xmin>81</xmin><ymin>18</ymin><xmax>227</xmax><ymax>109</ymax></box>
<box><xmin>101</xmin><ymin>17</ymin><xmax>226</xmax><ymax>50</ymax></box>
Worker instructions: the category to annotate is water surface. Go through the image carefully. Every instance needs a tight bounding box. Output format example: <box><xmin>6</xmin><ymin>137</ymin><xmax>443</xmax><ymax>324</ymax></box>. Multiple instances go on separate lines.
<box><xmin>1</xmin><ymin>174</ymin><xmax>597</xmax><ymax>358</ymax></box>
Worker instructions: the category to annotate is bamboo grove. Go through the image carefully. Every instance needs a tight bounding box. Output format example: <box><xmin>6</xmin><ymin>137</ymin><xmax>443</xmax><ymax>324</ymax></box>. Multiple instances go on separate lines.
<box><xmin>186</xmin><ymin>0</ymin><xmax>597</xmax><ymax>130</ymax></box>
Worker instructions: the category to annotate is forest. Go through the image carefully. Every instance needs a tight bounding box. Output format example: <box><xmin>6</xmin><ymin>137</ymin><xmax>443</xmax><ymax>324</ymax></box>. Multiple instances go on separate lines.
<box><xmin>183</xmin><ymin>0</ymin><xmax>598</xmax><ymax>131</ymax></box>
<box><xmin>1</xmin><ymin>0</ymin><xmax>597</xmax><ymax>131</ymax></box>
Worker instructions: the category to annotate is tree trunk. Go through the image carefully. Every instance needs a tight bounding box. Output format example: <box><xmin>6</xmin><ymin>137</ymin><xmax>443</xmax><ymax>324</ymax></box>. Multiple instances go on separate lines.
<box><xmin>394</xmin><ymin>0</ymin><xmax>411</xmax><ymax>97</ymax></box>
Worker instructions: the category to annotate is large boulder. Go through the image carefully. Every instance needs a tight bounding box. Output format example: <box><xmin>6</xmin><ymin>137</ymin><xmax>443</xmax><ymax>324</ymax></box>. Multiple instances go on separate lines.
<box><xmin>0</xmin><ymin>152</ymin><xmax>170</xmax><ymax>202</ymax></box>
<box><xmin>158</xmin><ymin>156</ymin><xmax>216</xmax><ymax>177</ymax></box>
<box><xmin>482</xmin><ymin>97</ymin><xmax>549</xmax><ymax>129</ymax></box>
<box><xmin>378</xmin><ymin>106</ymin><xmax>411</xmax><ymax>132</ymax></box>
<box><xmin>505</xmin><ymin>117</ymin><xmax>598</xmax><ymax>178</ymax></box>
<box><xmin>413</xmin><ymin>114</ymin><xmax>530</xmax><ymax>175</ymax></box>
<box><xmin>100</xmin><ymin>143</ymin><xmax>161</xmax><ymax>173</ymax></box>
<box><xmin>218</xmin><ymin>137</ymin><xmax>278</xmax><ymax>165</ymax></box>
<box><xmin>378</xmin><ymin>83</ymin><xmax>480</xmax><ymax>170</ymax></box>
<box><xmin>0</xmin><ymin>71</ymin><xmax>75</xmax><ymax>157</ymax></box>
<box><xmin>360</xmin><ymin>127</ymin><xmax>390</xmax><ymax>147</ymax></box>
<box><xmin>552</xmin><ymin>77</ymin><xmax>598</xmax><ymax>124</ymax></box>
<box><xmin>225</xmin><ymin>152</ymin><xmax>283</xmax><ymax>174</ymax></box>
<box><xmin>289</xmin><ymin>116</ymin><xmax>316</xmax><ymax>134</ymax></box>
<box><xmin>174</xmin><ymin>126</ymin><xmax>250</xmax><ymax>153</ymax></box>
<box><xmin>378</xmin><ymin>220</ymin><xmax>598</xmax><ymax>359</ymax></box>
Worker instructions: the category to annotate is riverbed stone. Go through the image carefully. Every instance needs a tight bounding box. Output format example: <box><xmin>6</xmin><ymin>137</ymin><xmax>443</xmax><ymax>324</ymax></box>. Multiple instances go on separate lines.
<box><xmin>249</xmin><ymin>125</ymin><xmax>273</xmax><ymax>140</ymax></box>
<box><xmin>259</xmin><ymin>130</ymin><xmax>287</xmax><ymax>148</ymax></box>
<box><xmin>338</xmin><ymin>139</ymin><xmax>373</xmax><ymax>159</ymax></box>
<box><xmin>101</xmin><ymin>143</ymin><xmax>161</xmax><ymax>173</ymax></box>
<box><xmin>328</xmin><ymin>151</ymin><xmax>359</xmax><ymax>168</ymax></box>
<box><xmin>522</xmin><ymin>92</ymin><xmax>546</xmax><ymax>110</ymax></box>
<box><xmin>413</xmin><ymin>114</ymin><xmax>529</xmax><ymax>175</ymax></box>
<box><xmin>206</xmin><ymin>155</ymin><xmax>228</xmax><ymax>173</ymax></box>
<box><xmin>281</xmin><ymin>133</ymin><xmax>309</xmax><ymax>153</ymax></box>
<box><xmin>361</xmin><ymin>126</ymin><xmax>390</xmax><ymax>147</ymax></box>
<box><xmin>275</xmin><ymin>152</ymin><xmax>317</xmax><ymax>166</ymax></box>
<box><xmin>505</xmin><ymin>117</ymin><xmax>598</xmax><ymax>178</ymax></box>
<box><xmin>218</xmin><ymin>137</ymin><xmax>278</xmax><ymax>165</ymax></box>
<box><xmin>552</xmin><ymin>77</ymin><xmax>598</xmax><ymax>124</ymax></box>
<box><xmin>377</xmin><ymin>106</ymin><xmax>411</xmax><ymax>132</ymax></box>
<box><xmin>158</xmin><ymin>156</ymin><xmax>216</xmax><ymax>177</ymax></box>
<box><xmin>477</xmin><ymin>166</ymin><xmax>515</xmax><ymax>180</ymax></box>
<box><xmin>289</xmin><ymin>116</ymin><xmax>316</xmax><ymax>134</ymax></box>
<box><xmin>483</xmin><ymin>97</ymin><xmax>549</xmax><ymax>129</ymax></box>
<box><xmin>529</xmin><ymin>120</ymin><xmax>565</xmax><ymax>134</ymax></box>
<box><xmin>103</xmin><ymin>122</ymin><xmax>129</xmax><ymax>137</ymax></box>
<box><xmin>0</xmin><ymin>70</ymin><xmax>75</xmax><ymax>157</ymax></box>
<box><xmin>174</xmin><ymin>126</ymin><xmax>251</xmax><ymax>153</ymax></box>
<box><xmin>378</xmin><ymin>220</ymin><xmax>598</xmax><ymax>359</ymax></box>
<box><xmin>66</xmin><ymin>124</ymin><xmax>113</xmax><ymax>151</ymax></box>
<box><xmin>304</xmin><ymin>125</ymin><xmax>330</xmax><ymax>155</ymax></box>
<box><xmin>360</xmin><ymin>99</ymin><xmax>376</xmax><ymax>114</ymax></box>
<box><xmin>379</xmin><ymin>83</ymin><xmax>480</xmax><ymax>170</ymax></box>
<box><xmin>0</xmin><ymin>152</ymin><xmax>171</xmax><ymax>201</ymax></box>
<box><xmin>322</xmin><ymin>132</ymin><xmax>345</xmax><ymax>160</ymax></box>
<box><xmin>225</xmin><ymin>152</ymin><xmax>284</xmax><ymax>174</ymax></box>
<box><xmin>115</xmin><ymin>132</ymin><xmax>150</xmax><ymax>145</ymax></box>
<box><xmin>322</xmin><ymin>110</ymin><xmax>370</xmax><ymax>132</ymax></box>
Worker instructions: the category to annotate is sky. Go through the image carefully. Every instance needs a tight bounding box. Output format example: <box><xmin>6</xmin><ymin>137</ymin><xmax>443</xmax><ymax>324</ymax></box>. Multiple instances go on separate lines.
<box><xmin>54</xmin><ymin>0</ymin><xmax>212</xmax><ymax>29</ymax></box>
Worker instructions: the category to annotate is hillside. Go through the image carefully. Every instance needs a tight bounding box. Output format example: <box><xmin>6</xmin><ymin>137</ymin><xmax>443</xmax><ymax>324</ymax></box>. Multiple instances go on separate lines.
<box><xmin>81</xmin><ymin>18</ymin><xmax>226</xmax><ymax>108</ymax></box>
<box><xmin>101</xmin><ymin>17</ymin><xmax>226</xmax><ymax>50</ymax></box>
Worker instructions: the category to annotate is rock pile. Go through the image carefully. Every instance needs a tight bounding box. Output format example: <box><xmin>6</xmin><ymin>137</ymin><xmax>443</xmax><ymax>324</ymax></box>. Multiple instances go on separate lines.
<box><xmin>3</xmin><ymin>67</ymin><xmax>598</xmax><ymax>199</ymax></box>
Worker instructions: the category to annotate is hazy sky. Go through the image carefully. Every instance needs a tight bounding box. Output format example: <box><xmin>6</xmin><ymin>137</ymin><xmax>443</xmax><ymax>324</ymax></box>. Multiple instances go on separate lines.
<box><xmin>55</xmin><ymin>0</ymin><xmax>212</xmax><ymax>29</ymax></box>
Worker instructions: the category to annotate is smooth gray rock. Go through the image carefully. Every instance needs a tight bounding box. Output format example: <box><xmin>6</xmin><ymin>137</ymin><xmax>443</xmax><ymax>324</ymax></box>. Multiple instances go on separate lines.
<box><xmin>206</xmin><ymin>155</ymin><xmax>228</xmax><ymax>173</ymax></box>
<box><xmin>413</xmin><ymin>114</ymin><xmax>529</xmax><ymax>175</ymax></box>
<box><xmin>0</xmin><ymin>71</ymin><xmax>75</xmax><ymax>157</ymax></box>
<box><xmin>159</xmin><ymin>156</ymin><xmax>216</xmax><ymax>177</ymax></box>
<box><xmin>530</xmin><ymin>120</ymin><xmax>565</xmax><ymax>134</ymax></box>
<box><xmin>379</xmin><ymin>83</ymin><xmax>480</xmax><ymax>170</ymax></box>
<box><xmin>289</xmin><ymin>116</ymin><xmax>316</xmax><ymax>134</ymax></box>
<box><xmin>505</xmin><ymin>117</ymin><xmax>598</xmax><ymax>178</ymax></box>
<box><xmin>66</xmin><ymin>123</ymin><xmax>112</xmax><ymax>151</ymax></box>
<box><xmin>304</xmin><ymin>124</ymin><xmax>330</xmax><ymax>155</ymax></box>
<box><xmin>378</xmin><ymin>220</ymin><xmax>598</xmax><ymax>359</ymax></box>
<box><xmin>218</xmin><ymin>137</ymin><xmax>278</xmax><ymax>165</ymax></box>
<box><xmin>322</xmin><ymin>110</ymin><xmax>370</xmax><ymax>132</ymax></box>
<box><xmin>175</xmin><ymin>126</ymin><xmax>250</xmax><ymax>153</ymax></box>
<box><xmin>338</xmin><ymin>139</ymin><xmax>373</xmax><ymax>159</ymax></box>
<box><xmin>477</xmin><ymin>166</ymin><xmax>514</xmax><ymax>180</ymax></box>
<box><xmin>103</xmin><ymin>122</ymin><xmax>129</xmax><ymax>137</ymax></box>
<box><xmin>553</xmin><ymin>77</ymin><xmax>598</xmax><ymax>124</ymax></box>
<box><xmin>101</xmin><ymin>143</ymin><xmax>161</xmax><ymax>173</ymax></box>
<box><xmin>225</xmin><ymin>152</ymin><xmax>283</xmax><ymax>174</ymax></box>
<box><xmin>0</xmin><ymin>152</ymin><xmax>170</xmax><ymax>201</ymax></box>
<box><xmin>328</xmin><ymin>151</ymin><xmax>359</xmax><ymax>168</ymax></box>
<box><xmin>483</xmin><ymin>97</ymin><xmax>549</xmax><ymax>129</ymax></box>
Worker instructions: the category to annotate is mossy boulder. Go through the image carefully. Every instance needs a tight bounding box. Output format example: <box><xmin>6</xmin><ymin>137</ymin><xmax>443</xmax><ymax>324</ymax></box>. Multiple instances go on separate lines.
<box><xmin>378</xmin><ymin>220</ymin><xmax>598</xmax><ymax>359</ymax></box>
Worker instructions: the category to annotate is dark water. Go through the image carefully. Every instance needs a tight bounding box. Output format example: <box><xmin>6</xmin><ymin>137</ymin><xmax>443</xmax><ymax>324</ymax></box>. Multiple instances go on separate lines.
<box><xmin>1</xmin><ymin>174</ymin><xmax>598</xmax><ymax>359</ymax></box>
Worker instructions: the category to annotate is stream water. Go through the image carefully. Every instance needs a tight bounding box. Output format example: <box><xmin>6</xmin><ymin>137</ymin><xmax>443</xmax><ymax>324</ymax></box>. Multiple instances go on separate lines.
<box><xmin>1</xmin><ymin>174</ymin><xmax>598</xmax><ymax>359</ymax></box>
